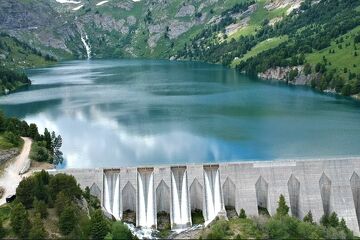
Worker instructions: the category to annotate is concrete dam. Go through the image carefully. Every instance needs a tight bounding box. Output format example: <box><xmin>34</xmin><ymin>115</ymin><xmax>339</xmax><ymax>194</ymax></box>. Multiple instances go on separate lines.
<box><xmin>51</xmin><ymin>158</ymin><xmax>360</xmax><ymax>234</ymax></box>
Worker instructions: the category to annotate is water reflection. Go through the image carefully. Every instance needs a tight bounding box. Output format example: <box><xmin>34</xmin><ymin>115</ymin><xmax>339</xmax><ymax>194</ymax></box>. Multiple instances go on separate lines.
<box><xmin>0</xmin><ymin>60</ymin><xmax>360</xmax><ymax>168</ymax></box>
<box><xmin>25</xmin><ymin>106</ymin><xmax>243</xmax><ymax>168</ymax></box>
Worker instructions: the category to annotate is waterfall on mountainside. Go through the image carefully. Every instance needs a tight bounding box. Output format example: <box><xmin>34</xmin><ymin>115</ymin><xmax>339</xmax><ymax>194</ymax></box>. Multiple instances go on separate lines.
<box><xmin>80</xmin><ymin>31</ymin><xmax>91</xmax><ymax>59</ymax></box>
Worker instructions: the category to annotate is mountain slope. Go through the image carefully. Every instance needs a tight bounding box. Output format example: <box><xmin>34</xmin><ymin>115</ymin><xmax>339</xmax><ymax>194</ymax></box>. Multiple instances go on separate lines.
<box><xmin>0</xmin><ymin>0</ymin><xmax>359</xmax><ymax>97</ymax></box>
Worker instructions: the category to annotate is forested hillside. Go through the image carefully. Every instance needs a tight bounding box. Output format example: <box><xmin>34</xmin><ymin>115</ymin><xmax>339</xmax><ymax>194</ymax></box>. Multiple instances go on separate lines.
<box><xmin>0</xmin><ymin>0</ymin><xmax>359</xmax><ymax>97</ymax></box>
<box><xmin>177</xmin><ymin>0</ymin><xmax>360</xmax><ymax>97</ymax></box>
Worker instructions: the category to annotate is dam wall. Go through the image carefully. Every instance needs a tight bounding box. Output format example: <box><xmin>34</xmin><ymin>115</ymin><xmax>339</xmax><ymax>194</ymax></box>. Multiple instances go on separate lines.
<box><xmin>51</xmin><ymin>158</ymin><xmax>360</xmax><ymax>234</ymax></box>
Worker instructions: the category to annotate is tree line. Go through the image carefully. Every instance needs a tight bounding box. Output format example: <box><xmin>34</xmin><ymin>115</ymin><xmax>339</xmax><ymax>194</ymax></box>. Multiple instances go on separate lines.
<box><xmin>201</xmin><ymin>195</ymin><xmax>355</xmax><ymax>239</ymax></box>
<box><xmin>0</xmin><ymin>111</ymin><xmax>63</xmax><ymax>165</ymax></box>
<box><xmin>0</xmin><ymin>170</ymin><xmax>136</xmax><ymax>239</ymax></box>
<box><xmin>177</xmin><ymin>0</ymin><xmax>360</xmax><ymax>96</ymax></box>
<box><xmin>0</xmin><ymin>67</ymin><xmax>31</xmax><ymax>94</ymax></box>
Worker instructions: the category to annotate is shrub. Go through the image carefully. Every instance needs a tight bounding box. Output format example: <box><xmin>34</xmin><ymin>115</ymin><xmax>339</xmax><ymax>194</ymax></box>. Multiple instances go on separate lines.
<box><xmin>3</xmin><ymin>131</ymin><xmax>21</xmax><ymax>146</ymax></box>
<box><xmin>112</xmin><ymin>221</ymin><xmax>133</xmax><ymax>240</ymax></box>
<box><xmin>239</xmin><ymin>208</ymin><xmax>247</xmax><ymax>219</ymax></box>
<box><xmin>30</xmin><ymin>142</ymin><xmax>52</xmax><ymax>163</ymax></box>
<box><xmin>205</xmin><ymin>220</ymin><xmax>230</xmax><ymax>239</ymax></box>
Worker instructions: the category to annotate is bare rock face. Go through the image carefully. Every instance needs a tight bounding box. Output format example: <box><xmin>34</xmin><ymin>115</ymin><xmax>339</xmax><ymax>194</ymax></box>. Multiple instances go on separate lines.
<box><xmin>127</xmin><ymin>16</ymin><xmax>137</xmax><ymax>26</ymax></box>
<box><xmin>258</xmin><ymin>66</ymin><xmax>314</xmax><ymax>85</ymax></box>
<box><xmin>114</xmin><ymin>1</ymin><xmax>134</xmax><ymax>11</ymax></box>
<box><xmin>148</xmin><ymin>24</ymin><xmax>165</xmax><ymax>34</ymax></box>
<box><xmin>198</xmin><ymin>0</ymin><xmax>219</xmax><ymax>12</ymax></box>
<box><xmin>175</xmin><ymin>5</ymin><xmax>195</xmax><ymax>17</ymax></box>
<box><xmin>0</xmin><ymin>148</ymin><xmax>19</xmax><ymax>165</ymax></box>
<box><xmin>0</xmin><ymin>0</ymin><xmax>58</xmax><ymax>30</ymax></box>
<box><xmin>265</xmin><ymin>0</ymin><xmax>304</xmax><ymax>15</ymax></box>
<box><xmin>168</xmin><ymin>20</ymin><xmax>194</xmax><ymax>39</ymax></box>
<box><xmin>148</xmin><ymin>33</ymin><xmax>162</xmax><ymax>48</ymax></box>
<box><xmin>93</xmin><ymin>15</ymin><xmax>128</xmax><ymax>34</ymax></box>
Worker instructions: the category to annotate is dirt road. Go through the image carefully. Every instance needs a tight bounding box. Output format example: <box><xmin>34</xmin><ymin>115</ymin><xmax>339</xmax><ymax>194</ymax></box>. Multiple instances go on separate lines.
<box><xmin>0</xmin><ymin>137</ymin><xmax>32</xmax><ymax>205</ymax></box>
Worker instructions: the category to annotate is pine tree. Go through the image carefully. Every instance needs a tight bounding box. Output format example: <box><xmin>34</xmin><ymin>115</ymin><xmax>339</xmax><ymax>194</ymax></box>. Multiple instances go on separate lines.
<box><xmin>239</xmin><ymin>209</ymin><xmax>247</xmax><ymax>219</ymax></box>
<box><xmin>43</xmin><ymin>128</ymin><xmax>52</xmax><ymax>152</ymax></box>
<box><xmin>90</xmin><ymin>210</ymin><xmax>109</xmax><ymax>240</ymax></box>
<box><xmin>34</xmin><ymin>198</ymin><xmax>48</xmax><ymax>219</ymax></box>
<box><xmin>55</xmin><ymin>191</ymin><xmax>70</xmax><ymax>216</ymax></box>
<box><xmin>29</xmin><ymin>213</ymin><xmax>47</xmax><ymax>240</ymax></box>
<box><xmin>28</xmin><ymin>123</ymin><xmax>39</xmax><ymax>140</ymax></box>
<box><xmin>320</xmin><ymin>213</ymin><xmax>330</xmax><ymax>227</ymax></box>
<box><xmin>0</xmin><ymin>219</ymin><xmax>5</xmax><ymax>239</ymax></box>
<box><xmin>303</xmin><ymin>211</ymin><xmax>313</xmax><ymax>224</ymax></box>
<box><xmin>328</xmin><ymin>212</ymin><xmax>339</xmax><ymax>228</ymax></box>
<box><xmin>276</xmin><ymin>194</ymin><xmax>289</xmax><ymax>216</ymax></box>
<box><xmin>10</xmin><ymin>202</ymin><xmax>30</xmax><ymax>238</ymax></box>
<box><xmin>59</xmin><ymin>204</ymin><xmax>77</xmax><ymax>235</ymax></box>
<box><xmin>16</xmin><ymin>177</ymin><xmax>35</xmax><ymax>208</ymax></box>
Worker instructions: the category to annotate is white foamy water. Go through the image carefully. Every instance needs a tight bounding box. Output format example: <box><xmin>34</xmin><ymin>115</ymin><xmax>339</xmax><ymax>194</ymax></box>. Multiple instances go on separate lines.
<box><xmin>80</xmin><ymin>31</ymin><xmax>91</xmax><ymax>58</ymax></box>
<box><xmin>138</xmin><ymin>171</ymin><xmax>155</xmax><ymax>228</ymax></box>
<box><xmin>204</xmin><ymin>168</ymin><xmax>223</xmax><ymax>224</ymax></box>
<box><xmin>171</xmin><ymin>170</ymin><xmax>190</xmax><ymax>227</ymax></box>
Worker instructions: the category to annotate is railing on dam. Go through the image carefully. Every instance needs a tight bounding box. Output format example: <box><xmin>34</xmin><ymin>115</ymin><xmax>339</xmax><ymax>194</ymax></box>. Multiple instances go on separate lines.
<box><xmin>53</xmin><ymin>158</ymin><xmax>360</xmax><ymax>234</ymax></box>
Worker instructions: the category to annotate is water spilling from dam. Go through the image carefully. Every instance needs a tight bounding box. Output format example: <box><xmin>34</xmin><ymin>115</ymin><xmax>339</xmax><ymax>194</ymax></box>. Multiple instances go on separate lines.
<box><xmin>171</xmin><ymin>167</ymin><xmax>191</xmax><ymax>228</ymax></box>
<box><xmin>137</xmin><ymin>169</ymin><xmax>156</xmax><ymax>228</ymax></box>
<box><xmin>204</xmin><ymin>166</ymin><xmax>224</xmax><ymax>224</ymax></box>
<box><xmin>103</xmin><ymin>170</ymin><xmax>121</xmax><ymax>219</ymax></box>
<box><xmin>51</xmin><ymin>158</ymin><xmax>360</xmax><ymax>237</ymax></box>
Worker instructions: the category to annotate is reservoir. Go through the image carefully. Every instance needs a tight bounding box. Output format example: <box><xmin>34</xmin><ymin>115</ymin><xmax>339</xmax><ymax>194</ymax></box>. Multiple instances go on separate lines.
<box><xmin>0</xmin><ymin>59</ymin><xmax>359</xmax><ymax>168</ymax></box>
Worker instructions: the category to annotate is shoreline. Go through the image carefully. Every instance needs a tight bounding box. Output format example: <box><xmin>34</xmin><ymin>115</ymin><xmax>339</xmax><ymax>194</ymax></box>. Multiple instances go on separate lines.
<box><xmin>3</xmin><ymin>58</ymin><xmax>359</xmax><ymax>102</ymax></box>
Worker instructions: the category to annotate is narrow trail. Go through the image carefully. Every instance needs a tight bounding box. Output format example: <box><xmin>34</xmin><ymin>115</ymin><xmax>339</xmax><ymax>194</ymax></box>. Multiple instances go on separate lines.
<box><xmin>0</xmin><ymin>137</ymin><xmax>32</xmax><ymax>205</ymax></box>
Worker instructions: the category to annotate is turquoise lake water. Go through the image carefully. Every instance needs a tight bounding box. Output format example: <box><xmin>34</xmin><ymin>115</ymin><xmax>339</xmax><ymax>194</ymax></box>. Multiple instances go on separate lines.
<box><xmin>0</xmin><ymin>60</ymin><xmax>359</xmax><ymax>168</ymax></box>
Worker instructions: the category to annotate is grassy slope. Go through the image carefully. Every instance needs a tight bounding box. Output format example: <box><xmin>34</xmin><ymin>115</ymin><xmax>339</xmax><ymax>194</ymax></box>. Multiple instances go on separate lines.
<box><xmin>231</xmin><ymin>35</ymin><xmax>288</xmax><ymax>66</ymax></box>
<box><xmin>306</xmin><ymin>25</ymin><xmax>360</xmax><ymax>77</ymax></box>
<box><xmin>0</xmin><ymin>35</ymin><xmax>55</xmax><ymax>69</ymax></box>
<box><xmin>228</xmin><ymin>0</ymin><xmax>289</xmax><ymax>40</ymax></box>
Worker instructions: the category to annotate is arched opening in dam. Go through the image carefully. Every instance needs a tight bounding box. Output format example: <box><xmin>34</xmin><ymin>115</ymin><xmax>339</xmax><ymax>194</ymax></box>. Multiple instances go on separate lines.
<box><xmin>223</xmin><ymin>177</ymin><xmax>237</xmax><ymax>218</ymax></box>
<box><xmin>137</xmin><ymin>168</ymin><xmax>156</xmax><ymax>228</ymax></box>
<box><xmin>122</xmin><ymin>181</ymin><xmax>136</xmax><ymax>224</ymax></box>
<box><xmin>319</xmin><ymin>173</ymin><xmax>332</xmax><ymax>215</ymax></box>
<box><xmin>156</xmin><ymin>180</ymin><xmax>171</xmax><ymax>231</ymax></box>
<box><xmin>288</xmin><ymin>174</ymin><xmax>301</xmax><ymax>218</ymax></box>
<box><xmin>103</xmin><ymin>170</ymin><xmax>121</xmax><ymax>220</ymax></box>
<box><xmin>256</xmin><ymin>176</ymin><xmax>269</xmax><ymax>216</ymax></box>
<box><xmin>171</xmin><ymin>167</ymin><xmax>191</xmax><ymax>228</ymax></box>
<box><xmin>350</xmin><ymin>172</ymin><xmax>360</xmax><ymax>228</ymax></box>
<box><xmin>189</xmin><ymin>178</ymin><xmax>204</xmax><ymax>224</ymax></box>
